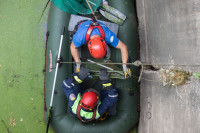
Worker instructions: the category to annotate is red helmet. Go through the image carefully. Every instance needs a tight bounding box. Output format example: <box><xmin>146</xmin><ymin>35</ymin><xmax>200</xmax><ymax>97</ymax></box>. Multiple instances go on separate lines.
<box><xmin>88</xmin><ymin>38</ymin><xmax>107</xmax><ymax>59</ymax></box>
<box><xmin>80</xmin><ymin>90</ymin><xmax>99</xmax><ymax>110</ymax></box>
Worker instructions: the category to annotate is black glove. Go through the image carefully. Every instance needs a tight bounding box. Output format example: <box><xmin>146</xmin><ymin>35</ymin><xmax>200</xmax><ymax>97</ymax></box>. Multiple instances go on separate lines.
<box><xmin>73</xmin><ymin>67</ymin><xmax>90</xmax><ymax>84</ymax></box>
<box><xmin>99</xmin><ymin>69</ymin><xmax>113</xmax><ymax>90</ymax></box>
<box><xmin>99</xmin><ymin>69</ymin><xmax>110</xmax><ymax>81</ymax></box>
<box><xmin>77</xmin><ymin>67</ymin><xmax>90</xmax><ymax>80</ymax></box>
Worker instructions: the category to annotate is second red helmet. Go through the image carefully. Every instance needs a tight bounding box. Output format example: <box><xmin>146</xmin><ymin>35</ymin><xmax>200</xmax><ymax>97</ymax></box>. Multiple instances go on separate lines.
<box><xmin>80</xmin><ymin>91</ymin><xmax>99</xmax><ymax>110</ymax></box>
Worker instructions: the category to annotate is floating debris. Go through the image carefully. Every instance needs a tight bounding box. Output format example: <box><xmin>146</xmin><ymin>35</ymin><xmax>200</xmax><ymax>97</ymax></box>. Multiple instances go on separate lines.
<box><xmin>20</xmin><ymin>118</ymin><xmax>23</xmax><ymax>122</ymax></box>
<box><xmin>160</xmin><ymin>68</ymin><xmax>191</xmax><ymax>86</ymax></box>
<box><xmin>9</xmin><ymin>118</ymin><xmax>16</xmax><ymax>126</ymax></box>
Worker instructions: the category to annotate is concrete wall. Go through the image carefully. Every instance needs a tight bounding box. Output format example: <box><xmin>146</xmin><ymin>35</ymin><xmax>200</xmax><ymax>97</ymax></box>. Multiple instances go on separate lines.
<box><xmin>136</xmin><ymin>0</ymin><xmax>200</xmax><ymax>133</ymax></box>
<box><xmin>137</xmin><ymin>0</ymin><xmax>200</xmax><ymax>69</ymax></box>
<box><xmin>139</xmin><ymin>71</ymin><xmax>200</xmax><ymax>133</ymax></box>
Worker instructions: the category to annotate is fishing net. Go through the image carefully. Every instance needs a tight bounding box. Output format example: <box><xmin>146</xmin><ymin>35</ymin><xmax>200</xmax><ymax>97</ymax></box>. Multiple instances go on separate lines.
<box><xmin>53</xmin><ymin>0</ymin><xmax>102</xmax><ymax>14</ymax></box>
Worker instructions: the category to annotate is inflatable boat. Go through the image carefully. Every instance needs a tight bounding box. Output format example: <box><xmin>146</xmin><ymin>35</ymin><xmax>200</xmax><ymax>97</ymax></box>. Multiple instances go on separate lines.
<box><xmin>44</xmin><ymin>0</ymin><xmax>139</xmax><ymax>132</ymax></box>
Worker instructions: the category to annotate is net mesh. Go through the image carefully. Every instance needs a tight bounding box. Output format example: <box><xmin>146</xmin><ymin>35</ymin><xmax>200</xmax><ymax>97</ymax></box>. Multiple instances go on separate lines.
<box><xmin>53</xmin><ymin>0</ymin><xmax>102</xmax><ymax>14</ymax></box>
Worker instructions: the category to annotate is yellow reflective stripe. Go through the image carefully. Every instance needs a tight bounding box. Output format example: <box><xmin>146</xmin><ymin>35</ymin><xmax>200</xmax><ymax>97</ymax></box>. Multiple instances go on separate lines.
<box><xmin>102</xmin><ymin>83</ymin><xmax>112</xmax><ymax>87</ymax></box>
<box><xmin>74</xmin><ymin>76</ymin><xmax>82</xmax><ymax>83</ymax></box>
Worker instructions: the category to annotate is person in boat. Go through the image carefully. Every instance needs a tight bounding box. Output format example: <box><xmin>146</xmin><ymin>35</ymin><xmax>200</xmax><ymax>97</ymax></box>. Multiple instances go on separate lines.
<box><xmin>70</xmin><ymin>19</ymin><xmax>132</xmax><ymax>79</ymax></box>
<box><xmin>62</xmin><ymin>67</ymin><xmax>118</xmax><ymax>123</ymax></box>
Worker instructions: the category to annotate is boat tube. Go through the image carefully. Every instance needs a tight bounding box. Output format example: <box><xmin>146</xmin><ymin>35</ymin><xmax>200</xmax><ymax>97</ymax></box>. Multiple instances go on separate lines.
<box><xmin>44</xmin><ymin>0</ymin><xmax>139</xmax><ymax>132</ymax></box>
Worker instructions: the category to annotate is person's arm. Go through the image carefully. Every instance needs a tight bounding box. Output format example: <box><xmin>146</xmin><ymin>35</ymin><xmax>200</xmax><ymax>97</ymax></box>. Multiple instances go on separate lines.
<box><xmin>97</xmin><ymin>69</ymin><xmax>118</xmax><ymax>115</ymax></box>
<box><xmin>70</xmin><ymin>42</ymin><xmax>81</xmax><ymax>72</ymax></box>
<box><xmin>98</xmin><ymin>88</ymin><xmax>118</xmax><ymax>115</ymax></box>
<box><xmin>70</xmin><ymin>42</ymin><xmax>81</xmax><ymax>63</ymax></box>
<box><xmin>62</xmin><ymin>76</ymin><xmax>81</xmax><ymax>107</ymax></box>
<box><xmin>62</xmin><ymin>77</ymin><xmax>78</xmax><ymax>98</ymax></box>
<box><xmin>116</xmin><ymin>40</ymin><xmax>131</xmax><ymax>79</ymax></box>
<box><xmin>62</xmin><ymin>67</ymin><xmax>90</xmax><ymax>107</ymax></box>
<box><xmin>116</xmin><ymin>40</ymin><xmax>128</xmax><ymax>64</ymax></box>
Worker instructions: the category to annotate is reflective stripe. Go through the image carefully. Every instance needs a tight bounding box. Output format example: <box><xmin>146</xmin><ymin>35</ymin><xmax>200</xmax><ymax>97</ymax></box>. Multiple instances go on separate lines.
<box><xmin>74</xmin><ymin>76</ymin><xmax>82</xmax><ymax>83</ymax></box>
<box><xmin>102</xmin><ymin>83</ymin><xmax>112</xmax><ymax>87</ymax></box>
<box><xmin>108</xmin><ymin>94</ymin><xmax>118</xmax><ymax>98</ymax></box>
<box><xmin>63</xmin><ymin>81</ymin><xmax>71</xmax><ymax>88</ymax></box>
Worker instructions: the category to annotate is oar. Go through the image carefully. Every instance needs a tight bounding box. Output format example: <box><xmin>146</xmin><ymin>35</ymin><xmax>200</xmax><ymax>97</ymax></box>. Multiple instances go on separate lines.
<box><xmin>88</xmin><ymin>0</ymin><xmax>126</xmax><ymax>25</ymax></box>
<box><xmin>101</xmin><ymin>5</ymin><xmax>126</xmax><ymax>21</ymax></box>
<box><xmin>46</xmin><ymin>27</ymin><xmax>65</xmax><ymax>133</ymax></box>
<box><xmin>98</xmin><ymin>5</ymin><xmax>126</xmax><ymax>25</ymax></box>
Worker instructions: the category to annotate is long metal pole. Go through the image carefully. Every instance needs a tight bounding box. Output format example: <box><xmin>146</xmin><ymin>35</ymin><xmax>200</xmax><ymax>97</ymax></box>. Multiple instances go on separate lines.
<box><xmin>86</xmin><ymin>58</ymin><xmax>114</xmax><ymax>71</ymax></box>
<box><xmin>50</xmin><ymin>28</ymin><xmax>65</xmax><ymax>106</ymax></box>
<box><xmin>46</xmin><ymin>27</ymin><xmax>65</xmax><ymax>133</ymax></box>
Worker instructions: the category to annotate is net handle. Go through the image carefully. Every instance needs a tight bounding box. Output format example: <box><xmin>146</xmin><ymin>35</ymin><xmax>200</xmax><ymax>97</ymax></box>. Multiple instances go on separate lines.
<box><xmin>86</xmin><ymin>0</ymin><xmax>98</xmax><ymax>20</ymax></box>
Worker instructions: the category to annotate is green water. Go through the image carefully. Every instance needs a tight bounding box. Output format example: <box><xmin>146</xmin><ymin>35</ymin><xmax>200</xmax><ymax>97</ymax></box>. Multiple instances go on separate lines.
<box><xmin>0</xmin><ymin>0</ymin><xmax>53</xmax><ymax>132</ymax></box>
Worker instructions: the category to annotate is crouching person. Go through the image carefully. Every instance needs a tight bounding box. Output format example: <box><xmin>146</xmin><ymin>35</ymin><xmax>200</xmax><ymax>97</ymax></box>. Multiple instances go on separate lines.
<box><xmin>62</xmin><ymin>67</ymin><xmax>118</xmax><ymax>123</ymax></box>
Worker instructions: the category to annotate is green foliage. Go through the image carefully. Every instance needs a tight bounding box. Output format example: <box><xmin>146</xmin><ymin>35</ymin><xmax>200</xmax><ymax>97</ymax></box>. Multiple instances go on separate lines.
<box><xmin>193</xmin><ymin>73</ymin><xmax>200</xmax><ymax>79</ymax></box>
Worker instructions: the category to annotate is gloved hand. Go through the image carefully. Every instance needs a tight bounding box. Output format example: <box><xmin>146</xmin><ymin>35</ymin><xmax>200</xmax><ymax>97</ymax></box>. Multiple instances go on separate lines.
<box><xmin>123</xmin><ymin>64</ymin><xmax>132</xmax><ymax>79</ymax></box>
<box><xmin>77</xmin><ymin>67</ymin><xmax>90</xmax><ymax>81</ymax></box>
<box><xmin>99</xmin><ymin>69</ymin><xmax>110</xmax><ymax>81</ymax></box>
<box><xmin>75</xmin><ymin>61</ymin><xmax>81</xmax><ymax>73</ymax></box>
<box><xmin>99</xmin><ymin>69</ymin><xmax>113</xmax><ymax>90</ymax></box>
<box><xmin>73</xmin><ymin>67</ymin><xmax>90</xmax><ymax>84</ymax></box>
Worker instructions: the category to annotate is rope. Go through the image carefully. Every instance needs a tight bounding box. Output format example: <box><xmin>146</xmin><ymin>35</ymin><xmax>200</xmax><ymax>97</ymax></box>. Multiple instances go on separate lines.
<box><xmin>60</xmin><ymin>61</ymin><xmax>200</xmax><ymax>67</ymax></box>
<box><xmin>46</xmin><ymin>60</ymin><xmax>199</xmax><ymax>83</ymax></box>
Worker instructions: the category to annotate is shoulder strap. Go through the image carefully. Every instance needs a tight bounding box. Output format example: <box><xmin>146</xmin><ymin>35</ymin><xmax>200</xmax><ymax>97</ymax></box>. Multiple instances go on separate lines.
<box><xmin>77</xmin><ymin>101</ymin><xmax>97</xmax><ymax>122</ymax></box>
<box><xmin>85</xmin><ymin>22</ymin><xmax>105</xmax><ymax>44</ymax></box>
<box><xmin>76</xmin><ymin>101</ymin><xmax>82</xmax><ymax>121</ymax></box>
<box><xmin>73</xmin><ymin>20</ymin><xmax>88</xmax><ymax>35</ymax></box>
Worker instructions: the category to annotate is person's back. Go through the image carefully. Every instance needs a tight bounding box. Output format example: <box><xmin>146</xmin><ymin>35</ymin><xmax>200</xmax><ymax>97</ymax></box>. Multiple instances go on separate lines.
<box><xmin>62</xmin><ymin>68</ymin><xmax>118</xmax><ymax>123</ymax></box>
<box><xmin>70</xmin><ymin>19</ymin><xmax>132</xmax><ymax>79</ymax></box>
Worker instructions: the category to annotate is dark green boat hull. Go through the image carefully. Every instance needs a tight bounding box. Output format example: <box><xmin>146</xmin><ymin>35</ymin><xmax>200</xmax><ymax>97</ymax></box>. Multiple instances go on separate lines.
<box><xmin>45</xmin><ymin>1</ymin><xmax>139</xmax><ymax>132</ymax></box>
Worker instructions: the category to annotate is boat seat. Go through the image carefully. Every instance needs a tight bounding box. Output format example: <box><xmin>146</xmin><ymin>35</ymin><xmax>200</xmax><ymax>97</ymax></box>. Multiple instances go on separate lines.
<box><xmin>68</xmin><ymin>14</ymin><xmax>119</xmax><ymax>35</ymax></box>
<box><xmin>68</xmin><ymin>14</ymin><xmax>119</xmax><ymax>59</ymax></box>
